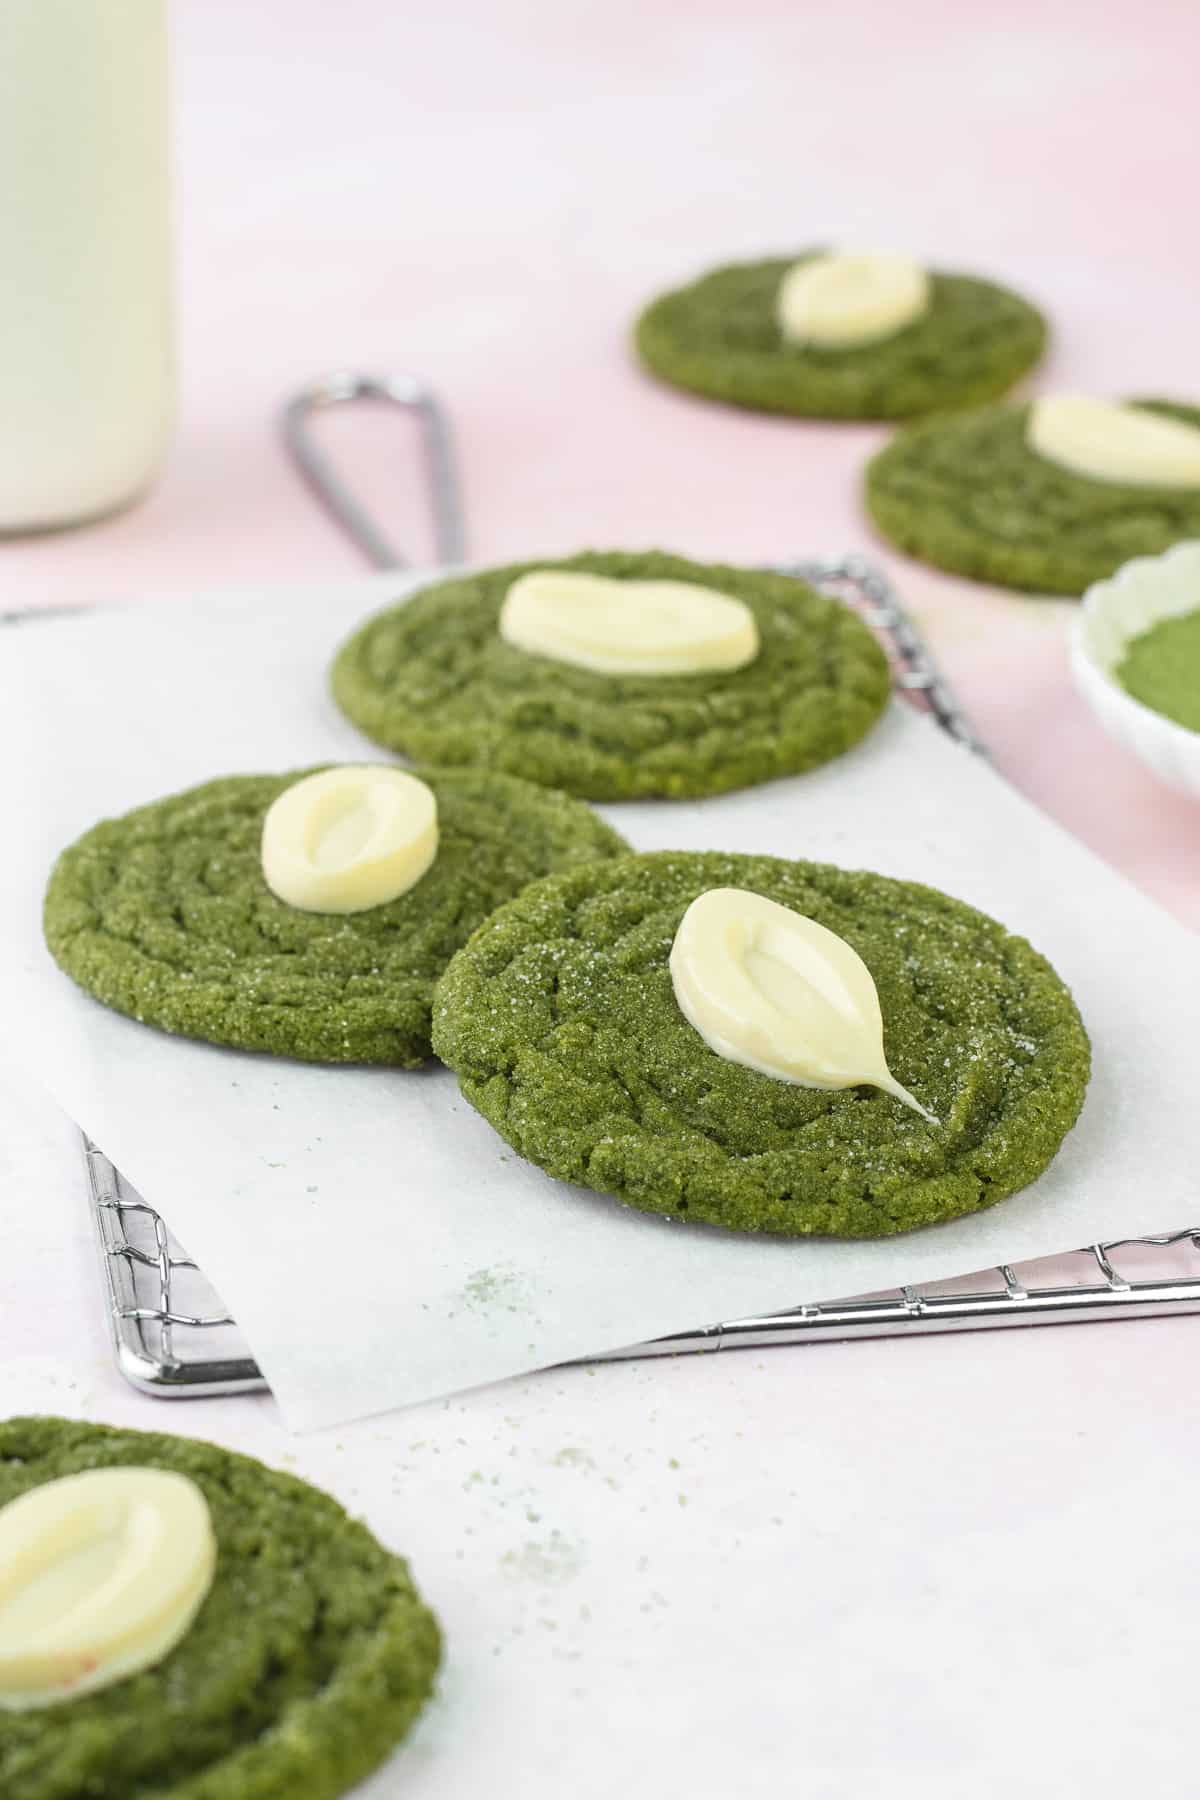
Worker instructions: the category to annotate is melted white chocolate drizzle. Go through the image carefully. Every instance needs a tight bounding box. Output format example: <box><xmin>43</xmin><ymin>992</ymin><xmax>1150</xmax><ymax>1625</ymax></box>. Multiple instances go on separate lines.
<box><xmin>1028</xmin><ymin>396</ymin><xmax>1200</xmax><ymax>488</ymax></box>
<box><xmin>499</xmin><ymin>570</ymin><xmax>759</xmax><ymax>676</ymax></box>
<box><xmin>776</xmin><ymin>252</ymin><xmax>930</xmax><ymax>348</ymax></box>
<box><xmin>669</xmin><ymin>888</ymin><xmax>936</xmax><ymax>1122</ymax></box>
<box><xmin>0</xmin><ymin>1468</ymin><xmax>217</xmax><ymax>1710</ymax></box>
<box><xmin>261</xmin><ymin>766</ymin><xmax>438</xmax><ymax>914</ymax></box>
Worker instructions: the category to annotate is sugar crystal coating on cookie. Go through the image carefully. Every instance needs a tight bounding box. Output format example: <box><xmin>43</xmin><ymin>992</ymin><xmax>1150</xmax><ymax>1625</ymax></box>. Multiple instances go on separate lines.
<box><xmin>331</xmin><ymin>550</ymin><xmax>891</xmax><ymax>802</ymax></box>
<box><xmin>0</xmin><ymin>1417</ymin><xmax>441</xmax><ymax>1800</ymax></box>
<box><xmin>44</xmin><ymin>766</ymin><xmax>627</xmax><ymax>1065</ymax></box>
<box><xmin>432</xmin><ymin>850</ymin><xmax>1090</xmax><ymax>1239</ymax></box>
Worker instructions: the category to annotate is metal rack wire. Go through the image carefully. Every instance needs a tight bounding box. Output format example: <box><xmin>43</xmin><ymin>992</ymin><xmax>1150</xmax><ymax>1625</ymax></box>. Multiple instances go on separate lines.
<box><xmin>88</xmin><ymin>1142</ymin><xmax>261</xmax><ymax>1397</ymax></box>
<box><xmin>84</xmin><ymin>1024</ymin><xmax>1200</xmax><ymax>1398</ymax></box>
<box><xmin>77</xmin><ymin>522</ymin><xmax>1200</xmax><ymax>1398</ymax></box>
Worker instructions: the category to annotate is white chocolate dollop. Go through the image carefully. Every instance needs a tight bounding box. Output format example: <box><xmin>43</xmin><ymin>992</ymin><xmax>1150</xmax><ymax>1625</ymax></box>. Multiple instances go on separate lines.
<box><xmin>777</xmin><ymin>252</ymin><xmax>930</xmax><ymax>348</ymax></box>
<box><xmin>669</xmin><ymin>888</ymin><xmax>936</xmax><ymax>1121</ymax></box>
<box><xmin>499</xmin><ymin>570</ymin><xmax>759</xmax><ymax>676</ymax></box>
<box><xmin>0</xmin><ymin>1468</ymin><xmax>217</xmax><ymax>1710</ymax></box>
<box><xmin>261</xmin><ymin>766</ymin><xmax>438</xmax><ymax>914</ymax></box>
<box><xmin>1028</xmin><ymin>396</ymin><xmax>1200</xmax><ymax>488</ymax></box>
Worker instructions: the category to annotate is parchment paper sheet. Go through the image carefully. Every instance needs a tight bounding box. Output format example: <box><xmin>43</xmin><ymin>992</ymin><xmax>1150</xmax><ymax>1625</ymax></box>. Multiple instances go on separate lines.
<box><xmin>2</xmin><ymin>575</ymin><xmax>1197</xmax><ymax>1429</ymax></box>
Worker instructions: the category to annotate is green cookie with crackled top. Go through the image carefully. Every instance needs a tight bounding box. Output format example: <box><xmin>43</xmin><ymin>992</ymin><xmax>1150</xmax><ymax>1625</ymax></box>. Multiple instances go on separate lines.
<box><xmin>634</xmin><ymin>253</ymin><xmax>1046</xmax><ymax>420</ymax></box>
<box><xmin>0</xmin><ymin>1416</ymin><xmax>441</xmax><ymax>1800</ymax></box>
<box><xmin>331</xmin><ymin>549</ymin><xmax>891</xmax><ymax>801</ymax></box>
<box><xmin>865</xmin><ymin>398</ymin><xmax>1200</xmax><ymax>594</ymax></box>
<box><xmin>44</xmin><ymin>766</ymin><xmax>627</xmax><ymax>1066</ymax></box>
<box><xmin>432</xmin><ymin>849</ymin><xmax>1091</xmax><ymax>1239</ymax></box>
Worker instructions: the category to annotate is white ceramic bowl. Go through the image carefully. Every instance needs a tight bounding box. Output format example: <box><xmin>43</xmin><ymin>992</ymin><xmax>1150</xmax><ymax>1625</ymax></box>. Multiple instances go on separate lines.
<box><xmin>1069</xmin><ymin>540</ymin><xmax>1200</xmax><ymax>800</ymax></box>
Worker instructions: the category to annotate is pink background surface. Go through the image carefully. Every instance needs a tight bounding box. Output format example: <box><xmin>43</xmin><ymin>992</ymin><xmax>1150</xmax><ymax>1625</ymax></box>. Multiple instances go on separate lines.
<box><xmin>4</xmin><ymin>0</ymin><xmax>1197</xmax><ymax>921</ymax></box>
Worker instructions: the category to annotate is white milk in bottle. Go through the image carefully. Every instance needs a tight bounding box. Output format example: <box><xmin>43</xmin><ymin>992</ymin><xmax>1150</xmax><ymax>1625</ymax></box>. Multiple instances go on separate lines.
<box><xmin>0</xmin><ymin>2</ymin><xmax>173</xmax><ymax>531</ymax></box>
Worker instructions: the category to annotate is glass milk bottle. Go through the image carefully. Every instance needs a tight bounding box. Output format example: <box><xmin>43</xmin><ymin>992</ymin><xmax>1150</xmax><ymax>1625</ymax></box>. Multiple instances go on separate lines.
<box><xmin>0</xmin><ymin>2</ymin><xmax>173</xmax><ymax>532</ymax></box>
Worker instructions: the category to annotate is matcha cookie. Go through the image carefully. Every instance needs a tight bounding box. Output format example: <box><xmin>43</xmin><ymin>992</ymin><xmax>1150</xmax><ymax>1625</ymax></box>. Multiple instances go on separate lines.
<box><xmin>331</xmin><ymin>551</ymin><xmax>891</xmax><ymax>801</ymax></box>
<box><xmin>432</xmin><ymin>851</ymin><xmax>1090</xmax><ymax>1238</ymax></box>
<box><xmin>865</xmin><ymin>399</ymin><xmax>1200</xmax><ymax>595</ymax></box>
<box><xmin>0</xmin><ymin>1416</ymin><xmax>440</xmax><ymax>1800</ymax></box>
<box><xmin>634</xmin><ymin>254</ymin><xmax>1046</xmax><ymax>421</ymax></box>
<box><xmin>44</xmin><ymin>767</ymin><xmax>627</xmax><ymax>1066</ymax></box>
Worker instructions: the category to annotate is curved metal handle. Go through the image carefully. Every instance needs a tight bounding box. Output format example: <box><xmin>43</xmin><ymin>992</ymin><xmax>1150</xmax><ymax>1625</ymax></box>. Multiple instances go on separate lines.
<box><xmin>280</xmin><ymin>371</ymin><xmax>467</xmax><ymax>570</ymax></box>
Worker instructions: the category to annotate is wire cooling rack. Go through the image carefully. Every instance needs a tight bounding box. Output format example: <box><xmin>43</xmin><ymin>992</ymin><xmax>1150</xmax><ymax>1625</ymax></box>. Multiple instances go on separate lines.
<box><xmin>8</xmin><ymin>369</ymin><xmax>1184</xmax><ymax>1395</ymax></box>
<box><xmin>78</xmin><ymin>543</ymin><xmax>1200</xmax><ymax>1397</ymax></box>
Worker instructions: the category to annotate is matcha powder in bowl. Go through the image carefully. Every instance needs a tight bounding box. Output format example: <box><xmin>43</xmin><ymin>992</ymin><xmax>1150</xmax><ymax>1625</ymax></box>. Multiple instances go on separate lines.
<box><xmin>1071</xmin><ymin>540</ymin><xmax>1200</xmax><ymax>799</ymax></box>
<box><xmin>1117</xmin><ymin>609</ymin><xmax>1200</xmax><ymax>731</ymax></box>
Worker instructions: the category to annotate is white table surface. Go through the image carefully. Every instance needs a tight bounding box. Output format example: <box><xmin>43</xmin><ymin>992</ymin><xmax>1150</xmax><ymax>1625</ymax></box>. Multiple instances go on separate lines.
<box><xmin>4</xmin><ymin>1053</ymin><xmax>1195</xmax><ymax>1797</ymax></box>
